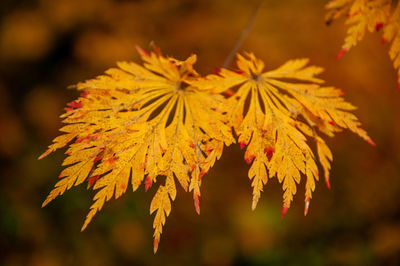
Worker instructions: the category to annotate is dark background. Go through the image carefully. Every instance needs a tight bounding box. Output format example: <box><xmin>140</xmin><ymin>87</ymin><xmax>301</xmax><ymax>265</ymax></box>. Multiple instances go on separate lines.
<box><xmin>0</xmin><ymin>0</ymin><xmax>399</xmax><ymax>265</ymax></box>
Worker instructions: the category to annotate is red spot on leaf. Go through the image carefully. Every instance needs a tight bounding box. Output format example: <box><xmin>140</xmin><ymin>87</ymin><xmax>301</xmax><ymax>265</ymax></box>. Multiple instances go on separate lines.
<box><xmin>80</xmin><ymin>91</ymin><xmax>88</xmax><ymax>98</ymax></box>
<box><xmin>346</xmin><ymin>10</ymin><xmax>359</xmax><ymax>18</ymax></box>
<box><xmin>245</xmin><ymin>155</ymin><xmax>255</xmax><ymax>165</ymax></box>
<box><xmin>66</xmin><ymin>100</ymin><xmax>82</xmax><ymax>109</ymax></box>
<box><xmin>93</xmin><ymin>156</ymin><xmax>102</xmax><ymax>163</ymax></box>
<box><xmin>88</xmin><ymin>175</ymin><xmax>99</xmax><ymax>186</ymax></box>
<box><xmin>281</xmin><ymin>206</ymin><xmax>289</xmax><ymax>218</ymax></box>
<box><xmin>397</xmin><ymin>82</ymin><xmax>400</xmax><ymax>91</ymax></box>
<box><xmin>189</xmin><ymin>142</ymin><xmax>195</xmax><ymax>148</ymax></box>
<box><xmin>75</xmin><ymin>138</ymin><xmax>84</xmax><ymax>144</ymax></box>
<box><xmin>205</xmin><ymin>148</ymin><xmax>213</xmax><ymax>154</ymax></box>
<box><xmin>382</xmin><ymin>37</ymin><xmax>387</xmax><ymax>45</ymax></box>
<box><xmin>328</xmin><ymin>121</ymin><xmax>335</xmax><ymax>126</ymax></box>
<box><xmin>145</xmin><ymin>177</ymin><xmax>152</xmax><ymax>191</ymax></box>
<box><xmin>224</xmin><ymin>90</ymin><xmax>234</xmax><ymax>97</ymax></box>
<box><xmin>199</xmin><ymin>171</ymin><xmax>208</xmax><ymax>180</ymax></box>
<box><xmin>375</xmin><ymin>23</ymin><xmax>383</xmax><ymax>31</ymax></box>
<box><xmin>120</xmin><ymin>183</ymin><xmax>127</xmax><ymax>191</ymax></box>
<box><xmin>235</xmin><ymin>70</ymin><xmax>245</xmax><ymax>75</ymax></box>
<box><xmin>107</xmin><ymin>156</ymin><xmax>116</xmax><ymax>164</ymax></box>
<box><xmin>338</xmin><ymin>89</ymin><xmax>346</xmax><ymax>95</ymax></box>
<box><xmin>265</xmin><ymin>147</ymin><xmax>275</xmax><ymax>161</ymax></box>
<box><xmin>239</xmin><ymin>142</ymin><xmax>246</xmax><ymax>149</ymax></box>
<box><xmin>336</xmin><ymin>48</ymin><xmax>348</xmax><ymax>60</ymax></box>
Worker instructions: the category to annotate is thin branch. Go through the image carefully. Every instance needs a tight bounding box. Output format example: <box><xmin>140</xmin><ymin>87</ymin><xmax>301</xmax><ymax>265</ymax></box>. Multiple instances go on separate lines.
<box><xmin>223</xmin><ymin>0</ymin><xmax>264</xmax><ymax>68</ymax></box>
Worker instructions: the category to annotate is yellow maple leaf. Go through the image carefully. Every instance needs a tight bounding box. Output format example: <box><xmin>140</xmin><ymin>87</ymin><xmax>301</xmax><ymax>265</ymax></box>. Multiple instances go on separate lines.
<box><xmin>383</xmin><ymin>1</ymin><xmax>400</xmax><ymax>87</ymax></box>
<box><xmin>325</xmin><ymin>0</ymin><xmax>400</xmax><ymax>87</ymax></box>
<box><xmin>326</xmin><ymin>0</ymin><xmax>390</xmax><ymax>56</ymax></box>
<box><xmin>40</xmin><ymin>46</ymin><xmax>234</xmax><ymax>253</ymax></box>
<box><xmin>192</xmin><ymin>53</ymin><xmax>373</xmax><ymax>216</ymax></box>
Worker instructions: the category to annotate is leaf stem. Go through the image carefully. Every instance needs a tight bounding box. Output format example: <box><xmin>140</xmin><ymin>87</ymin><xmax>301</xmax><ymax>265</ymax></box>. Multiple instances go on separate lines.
<box><xmin>223</xmin><ymin>0</ymin><xmax>264</xmax><ymax>68</ymax></box>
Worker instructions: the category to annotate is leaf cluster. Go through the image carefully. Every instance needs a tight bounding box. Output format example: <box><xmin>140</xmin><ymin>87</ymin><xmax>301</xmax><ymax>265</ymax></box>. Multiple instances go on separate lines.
<box><xmin>40</xmin><ymin>46</ymin><xmax>373</xmax><ymax>252</ymax></box>
<box><xmin>326</xmin><ymin>0</ymin><xmax>400</xmax><ymax>88</ymax></box>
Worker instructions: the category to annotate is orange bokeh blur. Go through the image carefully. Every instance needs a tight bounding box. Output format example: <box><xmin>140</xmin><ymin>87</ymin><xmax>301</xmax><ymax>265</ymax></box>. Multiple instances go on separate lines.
<box><xmin>0</xmin><ymin>0</ymin><xmax>399</xmax><ymax>265</ymax></box>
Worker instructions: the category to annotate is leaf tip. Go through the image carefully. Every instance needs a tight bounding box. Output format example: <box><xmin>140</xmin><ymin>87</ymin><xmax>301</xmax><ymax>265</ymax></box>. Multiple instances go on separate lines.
<box><xmin>304</xmin><ymin>198</ymin><xmax>310</xmax><ymax>216</ymax></box>
<box><xmin>66</xmin><ymin>100</ymin><xmax>83</xmax><ymax>110</ymax></box>
<box><xmin>151</xmin><ymin>44</ymin><xmax>162</xmax><ymax>57</ymax></box>
<box><xmin>336</xmin><ymin>48</ymin><xmax>348</xmax><ymax>60</ymax></box>
<box><xmin>199</xmin><ymin>171</ymin><xmax>207</xmax><ymax>180</ymax></box>
<box><xmin>136</xmin><ymin>45</ymin><xmax>150</xmax><ymax>57</ymax></box>
<box><xmin>88</xmin><ymin>175</ymin><xmax>100</xmax><ymax>187</ymax></box>
<box><xmin>145</xmin><ymin>177</ymin><xmax>153</xmax><ymax>192</ymax></box>
<box><xmin>194</xmin><ymin>193</ymin><xmax>200</xmax><ymax>215</ymax></box>
<box><xmin>41</xmin><ymin>200</ymin><xmax>49</xmax><ymax>208</ymax></box>
<box><xmin>251</xmin><ymin>199</ymin><xmax>258</xmax><ymax>211</ymax></box>
<box><xmin>80</xmin><ymin>91</ymin><xmax>88</xmax><ymax>98</ymax></box>
<box><xmin>81</xmin><ymin>223</ymin><xmax>87</xmax><ymax>232</ymax></box>
<box><xmin>153</xmin><ymin>238</ymin><xmax>159</xmax><ymax>254</ymax></box>
<box><xmin>281</xmin><ymin>206</ymin><xmax>289</xmax><ymax>218</ymax></box>
<box><xmin>38</xmin><ymin>149</ymin><xmax>51</xmax><ymax>160</ymax></box>
<box><xmin>326</xmin><ymin>179</ymin><xmax>331</xmax><ymax>190</ymax></box>
<box><xmin>367</xmin><ymin>139</ymin><xmax>376</xmax><ymax>147</ymax></box>
<box><xmin>244</xmin><ymin>155</ymin><xmax>255</xmax><ymax>165</ymax></box>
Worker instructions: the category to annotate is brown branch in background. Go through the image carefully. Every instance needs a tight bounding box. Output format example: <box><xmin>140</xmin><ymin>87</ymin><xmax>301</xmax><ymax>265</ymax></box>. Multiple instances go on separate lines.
<box><xmin>223</xmin><ymin>0</ymin><xmax>264</xmax><ymax>68</ymax></box>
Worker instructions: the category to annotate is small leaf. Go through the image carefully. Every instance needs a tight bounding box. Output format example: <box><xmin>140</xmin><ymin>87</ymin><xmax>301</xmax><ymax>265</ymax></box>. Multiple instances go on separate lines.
<box><xmin>326</xmin><ymin>0</ymin><xmax>400</xmax><ymax>88</ymax></box>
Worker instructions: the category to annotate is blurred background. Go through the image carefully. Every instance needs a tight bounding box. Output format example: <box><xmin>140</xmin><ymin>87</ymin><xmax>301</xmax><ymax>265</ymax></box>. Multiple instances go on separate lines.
<box><xmin>0</xmin><ymin>0</ymin><xmax>399</xmax><ymax>265</ymax></box>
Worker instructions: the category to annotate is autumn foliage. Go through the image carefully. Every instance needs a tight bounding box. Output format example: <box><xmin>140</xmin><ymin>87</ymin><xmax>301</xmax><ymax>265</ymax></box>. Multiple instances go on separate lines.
<box><xmin>39</xmin><ymin>45</ymin><xmax>374</xmax><ymax>253</ymax></box>
<box><xmin>326</xmin><ymin>0</ymin><xmax>400</xmax><ymax>88</ymax></box>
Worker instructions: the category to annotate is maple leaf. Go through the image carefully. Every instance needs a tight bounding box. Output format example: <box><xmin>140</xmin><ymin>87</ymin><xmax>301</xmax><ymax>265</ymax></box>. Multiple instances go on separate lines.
<box><xmin>382</xmin><ymin>2</ymin><xmax>400</xmax><ymax>89</ymax></box>
<box><xmin>326</xmin><ymin>0</ymin><xmax>390</xmax><ymax>57</ymax></box>
<box><xmin>192</xmin><ymin>53</ymin><xmax>373</xmax><ymax>216</ymax></box>
<box><xmin>39</xmin><ymin>46</ymin><xmax>234</xmax><ymax>253</ymax></box>
<box><xmin>325</xmin><ymin>0</ymin><xmax>400</xmax><ymax>87</ymax></box>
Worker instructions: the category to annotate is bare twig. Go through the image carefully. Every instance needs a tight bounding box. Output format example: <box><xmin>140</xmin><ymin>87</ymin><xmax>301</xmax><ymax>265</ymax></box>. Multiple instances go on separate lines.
<box><xmin>223</xmin><ymin>0</ymin><xmax>264</xmax><ymax>68</ymax></box>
